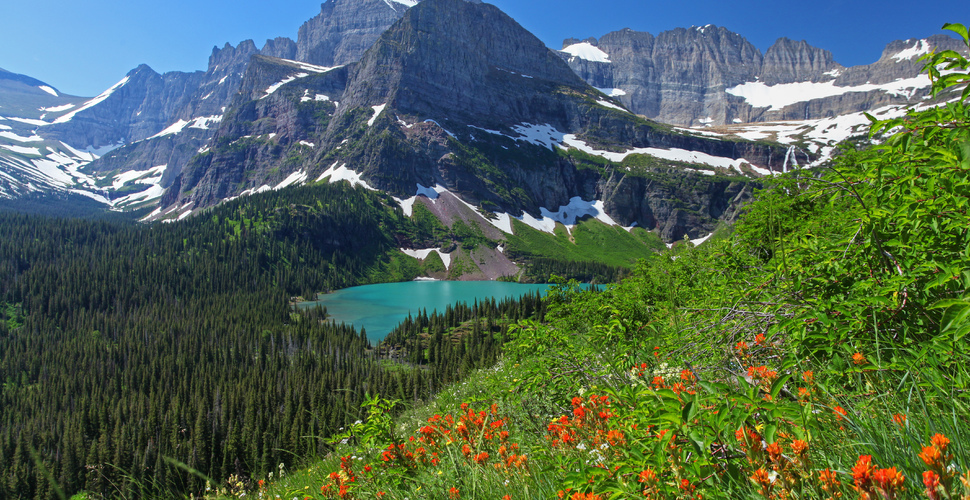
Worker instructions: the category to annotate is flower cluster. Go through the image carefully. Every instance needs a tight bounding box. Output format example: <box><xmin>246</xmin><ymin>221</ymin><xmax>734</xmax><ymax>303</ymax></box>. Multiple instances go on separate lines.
<box><xmin>547</xmin><ymin>394</ymin><xmax>622</xmax><ymax>453</ymax></box>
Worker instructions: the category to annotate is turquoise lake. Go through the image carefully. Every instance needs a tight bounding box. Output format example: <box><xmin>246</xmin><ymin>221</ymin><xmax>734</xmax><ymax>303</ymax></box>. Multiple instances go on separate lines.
<box><xmin>299</xmin><ymin>281</ymin><xmax>554</xmax><ymax>342</ymax></box>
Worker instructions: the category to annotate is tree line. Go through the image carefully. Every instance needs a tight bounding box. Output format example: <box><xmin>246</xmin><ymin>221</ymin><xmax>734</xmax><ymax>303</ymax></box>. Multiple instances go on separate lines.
<box><xmin>0</xmin><ymin>183</ymin><xmax>545</xmax><ymax>499</ymax></box>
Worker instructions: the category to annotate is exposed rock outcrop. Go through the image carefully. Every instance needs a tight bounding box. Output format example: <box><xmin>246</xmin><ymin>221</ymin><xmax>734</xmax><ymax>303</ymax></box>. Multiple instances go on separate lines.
<box><xmin>564</xmin><ymin>29</ymin><xmax>966</xmax><ymax>126</ymax></box>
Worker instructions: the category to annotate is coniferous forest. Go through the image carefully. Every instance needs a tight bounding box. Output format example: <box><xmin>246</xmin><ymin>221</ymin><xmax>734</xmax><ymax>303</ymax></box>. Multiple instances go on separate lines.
<box><xmin>0</xmin><ymin>183</ymin><xmax>543</xmax><ymax>499</ymax></box>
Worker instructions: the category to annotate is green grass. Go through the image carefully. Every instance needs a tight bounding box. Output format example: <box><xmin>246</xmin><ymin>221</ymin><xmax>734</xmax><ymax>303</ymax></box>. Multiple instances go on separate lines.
<box><xmin>504</xmin><ymin>217</ymin><xmax>663</xmax><ymax>268</ymax></box>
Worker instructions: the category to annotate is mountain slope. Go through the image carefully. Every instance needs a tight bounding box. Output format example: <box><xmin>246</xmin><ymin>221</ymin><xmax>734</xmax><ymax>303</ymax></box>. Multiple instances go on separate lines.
<box><xmin>165</xmin><ymin>0</ymin><xmax>789</xmax><ymax>245</ymax></box>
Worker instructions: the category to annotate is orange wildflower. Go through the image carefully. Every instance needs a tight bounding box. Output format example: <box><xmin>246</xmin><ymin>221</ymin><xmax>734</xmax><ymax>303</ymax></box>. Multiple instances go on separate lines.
<box><xmin>755</xmin><ymin>333</ymin><xmax>766</xmax><ymax>345</ymax></box>
<box><xmin>605</xmin><ymin>429</ymin><xmax>626</xmax><ymax>446</ymax></box>
<box><xmin>638</xmin><ymin>469</ymin><xmax>658</xmax><ymax>484</ymax></box>
<box><xmin>923</xmin><ymin>470</ymin><xmax>941</xmax><ymax>500</ymax></box>
<box><xmin>680</xmin><ymin>369</ymin><xmax>696</xmax><ymax>383</ymax></box>
<box><xmin>748</xmin><ymin>365</ymin><xmax>778</xmax><ymax>384</ymax></box>
<box><xmin>852</xmin><ymin>352</ymin><xmax>867</xmax><ymax>365</ymax></box>
<box><xmin>736</xmin><ymin>340</ymin><xmax>749</xmax><ymax>353</ymax></box>
<box><xmin>833</xmin><ymin>406</ymin><xmax>848</xmax><ymax>421</ymax></box>
<box><xmin>750</xmin><ymin>467</ymin><xmax>775</xmax><ymax>497</ymax></box>
<box><xmin>765</xmin><ymin>441</ymin><xmax>783</xmax><ymax>464</ymax></box>
<box><xmin>873</xmin><ymin>467</ymin><xmax>904</xmax><ymax>499</ymax></box>
<box><xmin>448</xmin><ymin>486</ymin><xmax>460</xmax><ymax>499</ymax></box>
<box><xmin>930</xmin><ymin>433</ymin><xmax>950</xmax><ymax>453</ymax></box>
<box><xmin>852</xmin><ymin>455</ymin><xmax>876</xmax><ymax>496</ymax></box>
<box><xmin>819</xmin><ymin>468</ymin><xmax>843</xmax><ymax>498</ymax></box>
<box><xmin>892</xmin><ymin>413</ymin><xmax>906</xmax><ymax>428</ymax></box>
<box><xmin>919</xmin><ymin>445</ymin><xmax>943</xmax><ymax>468</ymax></box>
<box><xmin>791</xmin><ymin>439</ymin><xmax>809</xmax><ymax>456</ymax></box>
<box><xmin>802</xmin><ymin>370</ymin><xmax>814</xmax><ymax>385</ymax></box>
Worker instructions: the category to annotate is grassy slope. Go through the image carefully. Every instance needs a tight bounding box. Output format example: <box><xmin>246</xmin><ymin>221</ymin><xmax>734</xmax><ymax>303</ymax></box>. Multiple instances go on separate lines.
<box><xmin>502</xmin><ymin>217</ymin><xmax>666</xmax><ymax>268</ymax></box>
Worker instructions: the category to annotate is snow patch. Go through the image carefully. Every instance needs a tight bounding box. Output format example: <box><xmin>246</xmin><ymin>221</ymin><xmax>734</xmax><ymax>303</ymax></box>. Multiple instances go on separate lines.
<box><xmin>595</xmin><ymin>87</ymin><xmax>627</xmax><ymax>97</ymax></box>
<box><xmin>113</xmin><ymin>184</ymin><xmax>165</xmax><ymax>206</ymax></box>
<box><xmin>276</xmin><ymin>59</ymin><xmax>339</xmax><ymax>74</ymax></box>
<box><xmin>38</xmin><ymin>85</ymin><xmax>58</xmax><ymax>97</ymax></box>
<box><xmin>5</xmin><ymin>117</ymin><xmax>49</xmax><ymax>126</ymax></box>
<box><xmin>892</xmin><ymin>39</ymin><xmax>931</xmax><ymax>62</ymax></box>
<box><xmin>536</xmin><ymin>198</ymin><xmax>617</xmax><ymax>230</ymax></box>
<box><xmin>39</xmin><ymin>103</ymin><xmax>75</xmax><ymax>112</ymax></box>
<box><xmin>0</xmin><ymin>131</ymin><xmax>44</xmax><ymax>143</ymax></box>
<box><xmin>274</xmin><ymin>170</ymin><xmax>308</xmax><ymax>190</ymax></box>
<box><xmin>54</xmin><ymin>76</ymin><xmax>130</xmax><ymax>124</ymax></box>
<box><xmin>263</xmin><ymin>73</ymin><xmax>309</xmax><ymax>97</ymax></box>
<box><xmin>1</xmin><ymin>144</ymin><xmax>42</xmax><ymax>156</ymax></box>
<box><xmin>562</xmin><ymin>42</ymin><xmax>611</xmax><ymax>63</ymax></box>
<box><xmin>111</xmin><ymin>165</ymin><xmax>166</xmax><ymax>190</ymax></box>
<box><xmin>316</xmin><ymin>163</ymin><xmax>376</xmax><ymax>190</ymax></box>
<box><xmin>394</xmin><ymin>183</ymin><xmax>445</xmax><ymax>216</ymax></box>
<box><xmin>383</xmin><ymin>0</ymin><xmax>419</xmax><ymax>10</ymax></box>
<box><xmin>299</xmin><ymin>140</ymin><xmax>315</xmax><ymax>148</ymax></box>
<box><xmin>400</xmin><ymin>248</ymin><xmax>452</xmax><ymax>269</ymax></box>
<box><xmin>368</xmin><ymin>104</ymin><xmax>387</xmax><ymax>127</ymax></box>
<box><xmin>188</xmin><ymin>115</ymin><xmax>222</xmax><ymax>130</ymax></box>
<box><xmin>560</xmin><ymin>135</ymin><xmax>750</xmax><ymax>171</ymax></box>
<box><xmin>149</xmin><ymin>120</ymin><xmax>189</xmax><ymax>139</ymax></box>
<box><xmin>510</xmin><ymin>123</ymin><xmax>564</xmax><ymax>150</ymax></box>
<box><xmin>691</xmin><ymin>233</ymin><xmax>713</xmax><ymax>246</ymax></box>
<box><xmin>726</xmin><ymin>75</ymin><xmax>931</xmax><ymax>111</ymax></box>
<box><xmin>596</xmin><ymin>100</ymin><xmax>629</xmax><ymax>113</ymax></box>
<box><xmin>150</xmin><ymin>116</ymin><xmax>223</xmax><ymax>139</ymax></box>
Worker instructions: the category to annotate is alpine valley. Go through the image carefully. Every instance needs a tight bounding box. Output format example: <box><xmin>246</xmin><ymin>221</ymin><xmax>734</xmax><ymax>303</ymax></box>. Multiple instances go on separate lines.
<box><xmin>1</xmin><ymin>1</ymin><xmax>968</xmax><ymax>498</ymax></box>
<box><xmin>1</xmin><ymin>0</ymin><xmax>961</xmax><ymax>260</ymax></box>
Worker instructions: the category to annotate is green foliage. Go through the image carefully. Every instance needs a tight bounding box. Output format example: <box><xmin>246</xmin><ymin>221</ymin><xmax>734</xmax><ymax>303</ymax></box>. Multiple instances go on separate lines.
<box><xmin>733</xmin><ymin>33</ymin><xmax>970</xmax><ymax>359</ymax></box>
<box><xmin>264</xmin><ymin>25</ymin><xmax>970</xmax><ymax>499</ymax></box>
<box><xmin>503</xmin><ymin>218</ymin><xmax>662</xmax><ymax>280</ymax></box>
<box><xmin>330</xmin><ymin>394</ymin><xmax>400</xmax><ymax>453</ymax></box>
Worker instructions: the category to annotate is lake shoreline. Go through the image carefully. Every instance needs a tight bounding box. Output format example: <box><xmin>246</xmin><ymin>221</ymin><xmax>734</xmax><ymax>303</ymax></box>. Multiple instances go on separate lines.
<box><xmin>296</xmin><ymin>280</ymin><xmax>555</xmax><ymax>342</ymax></box>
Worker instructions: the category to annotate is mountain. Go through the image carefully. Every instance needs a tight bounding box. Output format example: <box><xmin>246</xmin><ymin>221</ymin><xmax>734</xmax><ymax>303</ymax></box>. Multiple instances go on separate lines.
<box><xmin>562</xmin><ymin>28</ymin><xmax>965</xmax><ymax>126</ymax></box>
<box><xmin>0</xmin><ymin>68</ymin><xmax>105</xmax><ymax>202</ymax></box>
<box><xmin>163</xmin><ymin>0</ymin><xmax>788</xmax><ymax>248</ymax></box>
<box><xmin>2</xmin><ymin>0</ymin><xmax>959</xmax><ymax>249</ymax></box>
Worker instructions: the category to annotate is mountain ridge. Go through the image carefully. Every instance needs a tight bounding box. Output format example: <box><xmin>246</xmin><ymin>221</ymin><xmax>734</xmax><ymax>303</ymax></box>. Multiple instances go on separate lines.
<box><xmin>562</xmin><ymin>28</ymin><xmax>964</xmax><ymax>126</ymax></box>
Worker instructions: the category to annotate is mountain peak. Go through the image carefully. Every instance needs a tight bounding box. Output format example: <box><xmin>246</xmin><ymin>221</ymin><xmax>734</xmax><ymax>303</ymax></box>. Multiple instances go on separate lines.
<box><xmin>760</xmin><ymin>37</ymin><xmax>836</xmax><ymax>84</ymax></box>
<box><xmin>337</xmin><ymin>0</ymin><xmax>586</xmax><ymax>126</ymax></box>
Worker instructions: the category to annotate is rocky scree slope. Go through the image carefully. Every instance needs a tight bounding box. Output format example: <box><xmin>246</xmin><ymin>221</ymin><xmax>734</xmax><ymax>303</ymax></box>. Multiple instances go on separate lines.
<box><xmin>165</xmin><ymin>0</ymin><xmax>790</xmax><ymax>243</ymax></box>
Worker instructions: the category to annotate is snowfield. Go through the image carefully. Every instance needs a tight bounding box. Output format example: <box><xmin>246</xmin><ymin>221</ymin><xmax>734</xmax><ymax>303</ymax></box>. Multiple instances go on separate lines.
<box><xmin>726</xmin><ymin>74</ymin><xmax>932</xmax><ymax>111</ymax></box>
<box><xmin>562</xmin><ymin>42</ymin><xmax>611</xmax><ymax>63</ymax></box>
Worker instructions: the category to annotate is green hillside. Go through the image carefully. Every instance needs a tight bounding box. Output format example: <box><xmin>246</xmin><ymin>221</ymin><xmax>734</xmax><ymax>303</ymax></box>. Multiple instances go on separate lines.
<box><xmin>243</xmin><ymin>27</ymin><xmax>970</xmax><ymax>500</ymax></box>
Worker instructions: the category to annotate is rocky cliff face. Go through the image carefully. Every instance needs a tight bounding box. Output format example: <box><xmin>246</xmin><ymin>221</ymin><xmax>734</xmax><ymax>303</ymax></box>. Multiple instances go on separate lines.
<box><xmin>296</xmin><ymin>0</ymin><xmax>422</xmax><ymax>67</ymax></box>
<box><xmin>166</xmin><ymin>0</ymin><xmax>788</xmax><ymax>241</ymax></box>
<box><xmin>564</xmin><ymin>29</ymin><xmax>966</xmax><ymax>126</ymax></box>
<box><xmin>759</xmin><ymin>38</ymin><xmax>836</xmax><ymax>85</ymax></box>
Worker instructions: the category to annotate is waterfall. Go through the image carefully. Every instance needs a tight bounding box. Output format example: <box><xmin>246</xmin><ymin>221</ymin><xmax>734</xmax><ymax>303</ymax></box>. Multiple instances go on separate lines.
<box><xmin>782</xmin><ymin>145</ymin><xmax>800</xmax><ymax>174</ymax></box>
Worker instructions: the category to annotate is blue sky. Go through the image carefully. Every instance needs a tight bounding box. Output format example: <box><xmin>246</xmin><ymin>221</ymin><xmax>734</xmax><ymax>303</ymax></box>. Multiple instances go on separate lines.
<box><xmin>1</xmin><ymin>0</ymin><xmax>966</xmax><ymax>97</ymax></box>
